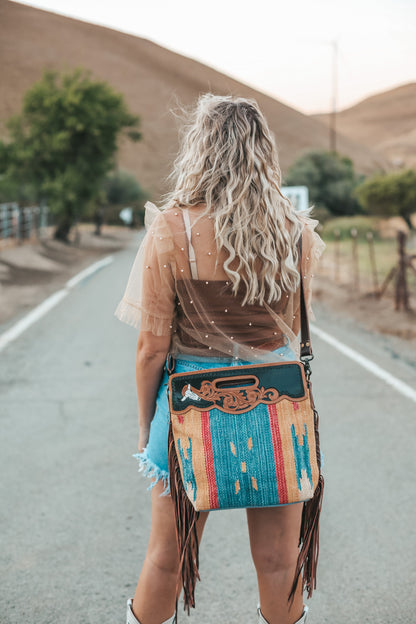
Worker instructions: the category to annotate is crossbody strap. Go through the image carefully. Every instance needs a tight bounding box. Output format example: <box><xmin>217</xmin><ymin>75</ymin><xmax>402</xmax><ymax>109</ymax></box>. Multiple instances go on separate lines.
<box><xmin>298</xmin><ymin>235</ymin><xmax>313</xmax><ymax>361</ymax></box>
<box><xmin>182</xmin><ymin>209</ymin><xmax>199</xmax><ymax>280</ymax></box>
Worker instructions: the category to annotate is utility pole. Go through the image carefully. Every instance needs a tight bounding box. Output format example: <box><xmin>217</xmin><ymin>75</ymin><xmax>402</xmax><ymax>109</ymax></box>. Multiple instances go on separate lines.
<box><xmin>330</xmin><ymin>40</ymin><xmax>338</xmax><ymax>153</ymax></box>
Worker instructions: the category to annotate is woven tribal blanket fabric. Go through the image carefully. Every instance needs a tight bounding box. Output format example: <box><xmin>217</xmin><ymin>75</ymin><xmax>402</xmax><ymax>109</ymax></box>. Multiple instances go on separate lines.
<box><xmin>169</xmin><ymin>362</ymin><xmax>319</xmax><ymax>511</ymax></box>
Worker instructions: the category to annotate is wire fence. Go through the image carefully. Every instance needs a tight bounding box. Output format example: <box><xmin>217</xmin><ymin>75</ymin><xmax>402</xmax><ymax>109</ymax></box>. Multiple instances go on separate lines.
<box><xmin>320</xmin><ymin>227</ymin><xmax>416</xmax><ymax>311</ymax></box>
<box><xmin>0</xmin><ymin>203</ymin><xmax>51</xmax><ymax>246</ymax></box>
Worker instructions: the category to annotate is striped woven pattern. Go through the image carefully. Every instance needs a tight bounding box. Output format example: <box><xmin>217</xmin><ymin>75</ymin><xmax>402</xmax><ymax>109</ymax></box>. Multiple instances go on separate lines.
<box><xmin>170</xmin><ymin>390</ymin><xmax>319</xmax><ymax>511</ymax></box>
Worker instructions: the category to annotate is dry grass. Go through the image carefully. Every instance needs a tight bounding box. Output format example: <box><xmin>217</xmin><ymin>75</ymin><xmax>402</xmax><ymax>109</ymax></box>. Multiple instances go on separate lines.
<box><xmin>318</xmin><ymin>214</ymin><xmax>416</xmax><ymax>296</ymax></box>
<box><xmin>313</xmin><ymin>214</ymin><xmax>416</xmax><ymax>343</ymax></box>
<box><xmin>315</xmin><ymin>83</ymin><xmax>416</xmax><ymax>169</ymax></box>
<box><xmin>320</xmin><ymin>238</ymin><xmax>416</xmax><ymax>294</ymax></box>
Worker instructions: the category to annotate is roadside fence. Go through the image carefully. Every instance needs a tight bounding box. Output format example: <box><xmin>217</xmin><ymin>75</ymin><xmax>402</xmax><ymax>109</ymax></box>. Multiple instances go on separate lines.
<box><xmin>323</xmin><ymin>227</ymin><xmax>416</xmax><ymax>311</ymax></box>
<box><xmin>0</xmin><ymin>203</ymin><xmax>51</xmax><ymax>246</ymax></box>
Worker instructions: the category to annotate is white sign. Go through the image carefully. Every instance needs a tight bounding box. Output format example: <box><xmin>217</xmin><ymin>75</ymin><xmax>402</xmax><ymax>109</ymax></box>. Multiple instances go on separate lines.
<box><xmin>281</xmin><ymin>186</ymin><xmax>309</xmax><ymax>212</ymax></box>
<box><xmin>119</xmin><ymin>207</ymin><xmax>133</xmax><ymax>225</ymax></box>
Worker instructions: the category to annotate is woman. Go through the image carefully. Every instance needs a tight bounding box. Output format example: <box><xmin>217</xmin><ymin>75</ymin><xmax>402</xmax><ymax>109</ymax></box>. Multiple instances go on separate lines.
<box><xmin>115</xmin><ymin>94</ymin><xmax>325</xmax><ymax>624</ymax></box>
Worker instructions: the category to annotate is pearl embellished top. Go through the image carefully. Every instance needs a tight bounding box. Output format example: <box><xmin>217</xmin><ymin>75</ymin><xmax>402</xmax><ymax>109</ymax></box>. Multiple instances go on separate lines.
<box><xmin>115</xmin><ymin>201</ymin><xmax>325</xmax><ymax>362</ymax></box>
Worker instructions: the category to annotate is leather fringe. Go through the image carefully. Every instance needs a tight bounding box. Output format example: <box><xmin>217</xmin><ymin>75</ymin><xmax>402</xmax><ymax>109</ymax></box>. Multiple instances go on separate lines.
<box><xmin>168</xmin><ymin>375</ymin><xmax>324</xmax><ymax>610</ymax></box>
<box><xmin>289</xmin><ymin>378</ymin><xmax>324</xmax><ymax>603</ymax></box>
<box><xmin>168</xmin><ymin>421</ymin><xmax>200</xmax><ymax>615</ymax></box>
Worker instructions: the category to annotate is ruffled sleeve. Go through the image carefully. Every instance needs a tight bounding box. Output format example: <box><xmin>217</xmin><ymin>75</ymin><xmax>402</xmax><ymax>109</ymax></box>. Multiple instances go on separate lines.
<box><xmin>300</xmin><ymin>214</ymin><xmax>326</xmax><ymax>321</ymax></box>
<box><xmin>114</xmin><ymin>201</ymin><xmax>176</xmax><ymax>335</ymax></box>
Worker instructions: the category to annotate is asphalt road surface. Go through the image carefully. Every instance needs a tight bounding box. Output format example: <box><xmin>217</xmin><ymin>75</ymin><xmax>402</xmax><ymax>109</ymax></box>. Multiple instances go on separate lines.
<box><xmin>1</xmin><ymin>234</ymin><xmax>415</xmax><ymax>624</ymax></box>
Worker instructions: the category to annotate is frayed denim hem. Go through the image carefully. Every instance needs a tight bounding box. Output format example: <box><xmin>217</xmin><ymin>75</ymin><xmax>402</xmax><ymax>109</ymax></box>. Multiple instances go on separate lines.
<box><xmin>132</xmin><ymin>450</ymin><xmax>170</xmax><ymax>496</ymax></box>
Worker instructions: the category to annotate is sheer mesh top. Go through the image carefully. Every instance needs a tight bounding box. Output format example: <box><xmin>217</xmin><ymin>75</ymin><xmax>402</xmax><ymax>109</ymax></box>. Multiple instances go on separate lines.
<box><xmin>115</xmin><ymin>201</ymin><xmax>325</xmax><ymax>362</ymax></box>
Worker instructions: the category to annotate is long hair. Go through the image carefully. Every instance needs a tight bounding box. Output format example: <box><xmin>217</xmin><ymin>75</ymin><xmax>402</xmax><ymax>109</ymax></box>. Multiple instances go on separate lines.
<box><xmin>164</xmin><ymin>93</ymin><xmax>308</xmax><ymax>305</ymax></box>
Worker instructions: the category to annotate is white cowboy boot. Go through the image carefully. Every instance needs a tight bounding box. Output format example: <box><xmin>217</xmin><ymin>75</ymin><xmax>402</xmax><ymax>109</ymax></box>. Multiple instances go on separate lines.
<box><xmin>257</xmin><ymin>604</ymin><xmax>309</xmax><ymax>623</ymax></box>
<box><xmin>126</xmin><ymin>598</ymin><xmax>176</xmax><ymax>624</ymax></box>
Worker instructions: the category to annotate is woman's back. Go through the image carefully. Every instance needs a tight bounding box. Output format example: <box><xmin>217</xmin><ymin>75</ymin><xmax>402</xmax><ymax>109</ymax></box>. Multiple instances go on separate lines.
<box><xmin>116</xmin><ymin>200</ymin><xmax>324</xmax><ymax>362</ymax></box>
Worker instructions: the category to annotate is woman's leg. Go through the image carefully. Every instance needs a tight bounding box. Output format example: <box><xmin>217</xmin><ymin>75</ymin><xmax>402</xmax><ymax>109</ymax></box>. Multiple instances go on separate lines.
<box><xmin>247</xmin><ymin>504</ymin><xmax>304</xmax><ymax>624</ymax></box>
<box><xmin>131</xmin><ymin>480</ymin><xmax>209</xmax><ymax>624</ymax></box>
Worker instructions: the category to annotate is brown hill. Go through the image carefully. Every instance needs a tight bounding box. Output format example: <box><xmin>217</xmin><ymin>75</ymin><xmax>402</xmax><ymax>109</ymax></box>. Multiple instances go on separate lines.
<box><xmin>314</xmin><ymin>83</ymin><xmax>416</xmax><ymax>169</ymax></box>
<box><xmin>1</xmin><ymin>0</ymin><xmax>387</xmax><ymax>197</ymax></box>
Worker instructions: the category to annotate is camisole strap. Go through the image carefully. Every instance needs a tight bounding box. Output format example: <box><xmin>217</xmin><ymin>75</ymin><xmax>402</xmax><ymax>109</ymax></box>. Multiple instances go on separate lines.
<box><xmin>182</xmin><ymin>209</ymin><xmax>199</xmax><ymax>279</ymax></box>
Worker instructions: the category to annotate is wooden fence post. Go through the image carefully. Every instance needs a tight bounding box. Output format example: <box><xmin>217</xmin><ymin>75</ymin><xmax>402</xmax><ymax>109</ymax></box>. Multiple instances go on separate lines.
<box><xmin>351</xmin><ymin>227</ymin><xmax>360</xmax><ymax>292</ymax></box>
<box><xmin>366</xmin><ymin>231</ymin><xmax>379</xmax><ymax>294</ymax></box>
<box><xmin>334</xmin><ymin>228</ymin><xmax>340</xmax><ymax>283</ymax></box>
<box><xmin>395</xmin><ymin>230</ymin><xmax>410</xmax><ymax>311</ymax></box>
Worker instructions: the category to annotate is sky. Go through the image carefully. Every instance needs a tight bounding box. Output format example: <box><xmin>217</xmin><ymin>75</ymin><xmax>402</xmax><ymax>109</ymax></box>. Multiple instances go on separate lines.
<box><xmin>13</xmin><ymin>0</ymin><xmax>416</xmax><ymax>115</ymax></box>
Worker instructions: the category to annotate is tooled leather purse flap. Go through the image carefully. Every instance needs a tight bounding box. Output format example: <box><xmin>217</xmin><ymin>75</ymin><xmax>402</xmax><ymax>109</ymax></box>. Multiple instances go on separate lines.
<box><xmin>168</xmin><ymin>361</ymin><xmax>307</xmax><ymax>415</ymax></box>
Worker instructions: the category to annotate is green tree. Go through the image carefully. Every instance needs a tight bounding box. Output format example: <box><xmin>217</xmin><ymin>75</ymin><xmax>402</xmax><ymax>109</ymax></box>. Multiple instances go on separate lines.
<box><xmin>0</xmin><ymin>172</ymin><xmax>35</xmax><ymax>204</ymax></box>
<box><xmin>355</xmin><ymin>169</ymin><xmax>416</xmax><ymax>231</ymax></box>
<box><xmin>284</xmin><ymin>150</ymin><xmax>364</xmax><ymax>216</ymax></box>
<box><xmin>100</xmin><ymin>169</ymin><xmax>149</xmax><ymax>227</ymax></box>
<box><xmin>103</xmin><ymin>170</ymin><xmax>147</xmax><ymax>206</ymax></box>
<box><xmin>0</xmin><ymin>68</ymin><xmax>141</xmax><ymax>241</ymax></box>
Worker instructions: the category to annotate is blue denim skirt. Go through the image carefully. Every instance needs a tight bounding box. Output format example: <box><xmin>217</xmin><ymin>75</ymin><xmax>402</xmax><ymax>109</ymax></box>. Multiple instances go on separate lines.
<box><xmin>134</xmin><ymin>345</ymin><xmax>297</xmax><ymax>494</ymax></box>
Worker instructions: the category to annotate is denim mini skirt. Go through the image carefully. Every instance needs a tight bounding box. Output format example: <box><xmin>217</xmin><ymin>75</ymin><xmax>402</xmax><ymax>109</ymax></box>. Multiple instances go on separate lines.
<box><xmin>134</xmin><ymin>345</ymin><xmax>297</xmax><ymax>494</ymax></box>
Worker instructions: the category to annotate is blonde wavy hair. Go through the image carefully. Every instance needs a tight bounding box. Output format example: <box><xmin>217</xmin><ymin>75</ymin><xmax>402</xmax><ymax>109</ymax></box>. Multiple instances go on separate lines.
<box><xmin>164</xmin><ymin>93</ymin><xmax>309</xmax><ymax>305</ymax></box>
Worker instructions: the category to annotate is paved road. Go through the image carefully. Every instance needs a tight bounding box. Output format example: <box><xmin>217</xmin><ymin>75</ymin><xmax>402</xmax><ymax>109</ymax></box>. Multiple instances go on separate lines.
<box><xmin>1</xmin><ymin>235</ymin><xmax>415</xmax><ymax>624</ymax></box>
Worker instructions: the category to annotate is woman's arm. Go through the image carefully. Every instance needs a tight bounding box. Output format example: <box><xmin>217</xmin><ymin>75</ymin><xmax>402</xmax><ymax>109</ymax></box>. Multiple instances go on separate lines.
<box><xmin>136</xmin><ymin>330</ymin><xmax>171</xmax><ymax>452</ymax></box>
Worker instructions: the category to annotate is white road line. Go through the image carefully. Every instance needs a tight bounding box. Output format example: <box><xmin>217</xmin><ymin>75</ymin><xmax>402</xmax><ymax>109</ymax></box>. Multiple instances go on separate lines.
<box><xmin>0</xmin><ymin>255</ymin><xmax>114</xmax><ymax>353</ymax></box>
<box><xmin>0</xmin><ymin>290</ymin><xmax>68</xmax><ymax>352</ymax></box>
<box><xmin>66</xmin><ymin>255</ymin><xmax>114</xmax><ymax>288</ymax></box>
<box><xmin>311</xmin><ymin>323</ymin><xmax>416</xmax><ymax>404</ymax></box>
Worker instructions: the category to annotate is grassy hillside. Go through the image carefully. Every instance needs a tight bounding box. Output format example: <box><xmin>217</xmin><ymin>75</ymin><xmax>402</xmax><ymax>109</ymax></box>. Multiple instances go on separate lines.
<box><xmin>315</xmin><ymin>83</ymin><xmax>416</xmax><ymax>169</ymax></box>
<box><xmin>1</xmin><ymin>0</ymin><xmax>388</xmax><ymax>197</ymax></box>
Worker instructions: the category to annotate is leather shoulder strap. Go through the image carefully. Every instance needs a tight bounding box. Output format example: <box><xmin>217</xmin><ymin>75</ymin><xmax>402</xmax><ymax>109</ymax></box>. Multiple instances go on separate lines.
<box><xmin>298</xmin><ymin>234</ymin><xmax>313</xmax><ymax>360</ymax></box>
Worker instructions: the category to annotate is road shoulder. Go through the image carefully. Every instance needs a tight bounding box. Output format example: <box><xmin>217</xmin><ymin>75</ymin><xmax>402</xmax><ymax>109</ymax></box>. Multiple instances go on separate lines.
<box><xmin>0</xmin><ymin>225</ymin><xmax>136</xmax><ymax>329</ymax></box>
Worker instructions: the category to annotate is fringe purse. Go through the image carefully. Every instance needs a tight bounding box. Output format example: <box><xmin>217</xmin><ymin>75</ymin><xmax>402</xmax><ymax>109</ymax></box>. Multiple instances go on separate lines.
<box><xmin>167</xmin><ymin>245</ymin><xmax>324</xmax><ymax>614</ymax></box>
